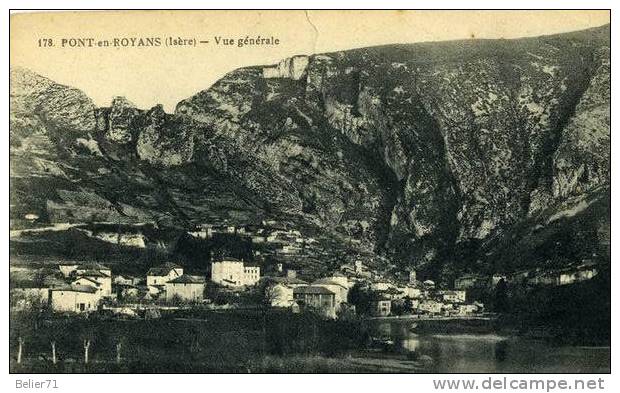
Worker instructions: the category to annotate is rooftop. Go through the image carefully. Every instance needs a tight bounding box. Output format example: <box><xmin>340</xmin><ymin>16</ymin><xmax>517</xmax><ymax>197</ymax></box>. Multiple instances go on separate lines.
<box><xmin>266</xmin><ymin>276</ymin><xmax>308</xmax><ymax>285</ymax></box>
<box><xmin>214</xmin><ymin>257</ymin><xmax>243</xmax><ymax>263</ymax></box>
<box><xmin>167</xmin><ymin>274</ymin><xmax>206</xmax><ymax>284</ymax></box>
<box><xmin>78</xmin><ymin>262</ymin><xmax>110</xmax><ymax>270</ymax></box>
<box><xmin>79</xmin><ymin>269</ymin><xmax>109</xmax><ymax>278</ymax></box>
<box><xmin>147</xmin><ymin>262</ymin><xmax>182</xmax><ymax>276</ymax></box>
<box><xmin>312</xmin><ymin>278</ymin><xmax>348</xmax><ymax>289</ymax></box>
<box><xmin>51</xmin><ymin>284</ymin><xmax>99</xmax><ymax>294</ymax></box>
<box><xmin>294</xmin><ymin>286</ymin><xmax>336</xmax><ymax>295</ymax></box>
<box><xmin>73</xmin><ymin>277</ymin><xmax>101</xmax><ymax>286</ymax></box>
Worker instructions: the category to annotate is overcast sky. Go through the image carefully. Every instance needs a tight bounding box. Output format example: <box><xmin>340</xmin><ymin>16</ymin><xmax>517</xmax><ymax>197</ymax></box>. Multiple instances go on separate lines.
<box><xmin>10</xmin><ymin>10</ymin><xmax>610</xmax><ymax>112</ymax></box>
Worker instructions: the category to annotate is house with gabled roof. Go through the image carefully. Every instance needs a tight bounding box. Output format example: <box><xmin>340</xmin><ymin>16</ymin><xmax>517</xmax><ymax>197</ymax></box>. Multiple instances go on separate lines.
<box><xmin>147</xmin><ymin>262</ymin><xmax>183</xmax><ymax>287</ymax></box>
<box><xmin>438</xmin><ymin>290</ymin><xmax>466</xmax><ymax>303</ymax></box>
<box><xmin>72</xmin><ymin>276</ymin><xmax>101</xmax><ymax>290</ymax></box>
<box><xmin>312</xmin><ymin>277</ymin><xmax>349</xmax><ymax>308</ymax></box>
<box><xmin>263</xmin><ymin>276</ymin><xmax>308</xmax><ymax>307</ymax></box>
<box><xmin>75</xmin><ymin>262</ymin><xmax>111</xmax><ymax>278</ymax></box>
<box><xmin>75</xmin><ymin>268</ymin><xmax>112</xmax><ymax>297</ymax></box>
<box><xmin>293</xmin><ymin>285</ymin><xmax>337</xmax><ymax>318</ymax></box>
<box><xmin>50</xmin><ymin>285</ymin><xmax>101</xmax><ymax>313</ymax></box>
<box><xmin>165</xmin><ymin>274</ymin><xmax>205</xmax><ymax>302</ymax></box>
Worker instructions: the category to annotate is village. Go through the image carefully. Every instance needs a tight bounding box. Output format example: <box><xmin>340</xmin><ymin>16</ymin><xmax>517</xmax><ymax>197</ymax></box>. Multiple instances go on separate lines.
<box><xmin>9</xmin><ymin>220</ymin><xmax>602</xmax><ymax>321</ymax></box>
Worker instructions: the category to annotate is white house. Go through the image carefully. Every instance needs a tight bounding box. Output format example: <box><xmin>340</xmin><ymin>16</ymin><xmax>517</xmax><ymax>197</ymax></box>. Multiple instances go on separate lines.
<box><xmin>370</xmin><ymin>280</ymin><xmax>392</xmax><ymax>291</ymax></box>
<box><xmin>165</xmin><ymin>275</ymin><xmax>206</xmax><ymax>302</ymax></box>
<box><xmin>457</xmin><ymin>304</ymin><xmax>478</xmax><ymax>315</ymax></box>
<box><xmin>50</xmin><ymin>285</ymin><xmax>101</xmax><ymax>313</ymax></box>
<box><xmin>74</xmin><ymin>269</ymin><xmax>112</xmax><ymax>297</ymax></box>
<box><xmin>399</xmin><ymin>285</ymin><xmax>423</xmax><ymax>299</ymax></box>
<box><xmin>147</xmin><ymin>263</ymin><xmax>183</xmax><ymax>287</ymax></box>
<box><xmin>312</xmin><ymin>276</ymin><xmax>349</xmax><ymax>309</ymax></box>
<box><xmin>439</xmin><ymin>290</ymin><xmax>466</xmax><ymax>303</ymax></box>
<box><xmin>72</xmin><ymin>276</ymin><xmax>102</xmax><ymax>293</ymax></box>
<box><xmin>293</xmin><ymin>285</ymin><xmax>337</xmax><ymax>318</ymax></box>
<box><xmin>113</xmin><ymin>275</ymin><xmax>140</xmax><ymax>286</ymax></box>
<box><xmin>211</xmin><ymin>258</ymin><xmax>260</xmax><ymax>287</ymax></box>
<box><xmin>244</xmin><ymin>265</ymin><xmax>261</xmax><ymax>286</ymax></box>
<box><xmin>373</xmin><ymin>298</ymin><xmax>392</xmax><ymax>317</ymax></box>
<box><xmin>264</xmin><ymin>276</ymin><xmax>308</xmax><ymax>307</ymax></box>
<box><xmin>418</xmin><ymin>300</ymin><xmax>443</xmax><ymax>314</ymax></box>
<box><xmin>559</xmin><ymin>264</ymin><xmax>599</xmax><ymax>285</ymax></box>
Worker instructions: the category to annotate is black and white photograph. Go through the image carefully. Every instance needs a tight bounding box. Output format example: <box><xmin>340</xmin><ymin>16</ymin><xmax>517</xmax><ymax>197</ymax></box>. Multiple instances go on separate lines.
<box><xmin>7</xmin><ymin>9</ymin><xmax>611</xmax><ymax>377</ymax></box>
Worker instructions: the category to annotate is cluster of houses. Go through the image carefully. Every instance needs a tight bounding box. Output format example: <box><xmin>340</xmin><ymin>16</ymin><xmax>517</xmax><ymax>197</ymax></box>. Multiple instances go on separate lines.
<box><xmin>261</xmin><ymin>264</ymin><xmax>485</xmax><ymax>319</ymax></box>
<box><xmin>10</xmin><ymin>261</ymin><xmax>207</xmax><ymax>313</ymax></box>
<box><xmin>454</xmin><ymin>260</ymin><xmax>601</xmax><ymax>291</ymax></box>
<box><xmin>11</xmin><ymin>257</ymin><xmax>267</xmax><ymax>314</ymax></box>
<box><xmin>188</xmin><ymin>221</ymin><xmax>316</xmax><ymax>249</ymax></box>
<box><xmin>188</xmin><ymin>220</ymin><xmax>321</xmax><ymax>265</ymax></box>
<box><xmin>10</xmin><ymin>247</ymin><xmax>602</xmax><ymax>319</ymax></box>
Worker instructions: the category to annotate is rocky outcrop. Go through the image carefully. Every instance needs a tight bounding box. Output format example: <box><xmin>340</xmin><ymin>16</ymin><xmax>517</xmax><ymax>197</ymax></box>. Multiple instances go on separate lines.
<box><xmin>136</xmin><ymin>105</ymin><xmax>194</xmax><ymax>166</ymax></box>
<box><xmin>10</xmin><ymin>67</ymin><xmax>97</xmax><ymax>135</ymax></box>
<box><xmin>549</xmin><ymin>47</ymin><xmax>610</xmax><ymax>202</ymax></box>
<box><xmin>177</xmin><ymin>25</ymin><xmax>610</xmax><ymax>269</ymax></box>
<box><xmin>262</xmin><ymin>55</ymin><xmax>309</xmax><ymax>80</ymax></box>
<box><xmin>99</xmin><ymin>96</ymin><xmax>141</xmax><ymax>144</ymax></box>
<box><xmin>9</xmin><ymin>25</ymin><xmax>610</xmax><ymax>277</ymax></box>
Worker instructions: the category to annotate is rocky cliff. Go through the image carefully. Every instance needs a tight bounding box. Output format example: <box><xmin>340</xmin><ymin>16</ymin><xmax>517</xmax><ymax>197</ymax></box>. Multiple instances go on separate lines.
<box><xmin>10</xmin><ymin>24</ymin><xmax>610</xmax><ymax>278</ymax></box>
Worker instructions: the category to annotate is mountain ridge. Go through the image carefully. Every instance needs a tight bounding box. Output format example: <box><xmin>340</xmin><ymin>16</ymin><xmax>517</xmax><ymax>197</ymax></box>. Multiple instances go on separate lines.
<box><xmin>9</xmin><ymin>24</ymin><xmax>610</xmax><ymax>279</ymax></box>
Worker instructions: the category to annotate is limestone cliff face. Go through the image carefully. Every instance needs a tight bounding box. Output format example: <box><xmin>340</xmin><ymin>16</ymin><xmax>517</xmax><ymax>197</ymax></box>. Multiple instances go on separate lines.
<box><xmin>543</xmin><ymin>47</ymin><xmax>610</xmax><ymax>203</ymax></box>
<box><xmin>136</xmin><ymin>105</ymin><xmax>195</xmax><ymax>166</ymax></box>
<box><xmin>99</xmin><ymin>96</ymin><xmax>141</xmax><ymax>144</ymax></box>
<box><xmin>9</xmin><ymin>25</ymin><xmax>610</xmax><ymax>276</ymax></box>
<box><xmin>10</xmin><ymin>67</ymin><xmax>100</xmax><ymax>183</ymax></box>
<box><xmin>262</xmin><ymin>55</ymin><xmax>310</xmax><ymax>80</ymax></box>
<box><xmin>10</xmin><ymin>67</ymin><xmax>97</xmax><ymax>136</ymax></box>
<box><xmin>174</xmin><ymin>26</ymin><xmax>609</xmax><ymax>266</ymax></box>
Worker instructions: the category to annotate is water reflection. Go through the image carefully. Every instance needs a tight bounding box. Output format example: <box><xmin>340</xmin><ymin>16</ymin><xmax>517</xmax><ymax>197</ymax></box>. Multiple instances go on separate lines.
<box><xmin>368</xmin><ymin>320</ymin><xmax>610</xmax><ymax>373</ymax></box>
<box><xmin>401</xmin><ymin>337</ymin><xmax>420</xmax><ymax>352</ymax></box>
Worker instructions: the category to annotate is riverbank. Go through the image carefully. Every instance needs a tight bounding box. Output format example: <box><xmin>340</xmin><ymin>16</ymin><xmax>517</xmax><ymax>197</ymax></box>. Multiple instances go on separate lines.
<box><xmin>367</xmin><ymin>314</ymin><xmax>499</xmax><ymax>335</ymax></box>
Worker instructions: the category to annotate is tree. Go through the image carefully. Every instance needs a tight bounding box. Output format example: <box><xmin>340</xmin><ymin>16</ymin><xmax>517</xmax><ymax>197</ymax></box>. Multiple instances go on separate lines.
<box><xmin>391</xmin><ymin>300</ymin><xmax>406</xmax><ymax>316</ymax></box>
<box><xmin>403</xmin><ymin>297</ymin><xmax>414</xmax><ymax>312</ymax></box>
<box><xmin>259</xmin><ymin>282</ymin><xmax>280</xmax><ymax>355</ymax></box>
<box><xmin>347</xmin><ymin>283</ymin><xmax>372</xmax><ymax>315</ymax></box>
<box><xmin>80</xmin><ymin>326</ymin><xmax>95</xmax><ymax>365</ymax></box>
<box><xmin>494</xmin><ymin>278</ymin><xmax>509</xmax><ymax>313</ymax></box>
<box><xmin>51</xmin><ymin>341</ymin><xmax>57</xmax><ymax>365</ymax></box>
<box><xmin>17</xmin><ymin>337</ymin><xmax>24</xmax><ymax>364</ymax></box>
<box><xmin>83</xmin><ymin>339</ymin><xmax>91</xmax><ymax>364</ymax></box>
<box><xmin>46</xmin><ymin>319</ymin><xmax>67</xmax><ymax>366</ymax></box>
<box><xmin>116</xmin><ymin>341</ymin><xmax>123</xmax><ymax>364</ymax></box>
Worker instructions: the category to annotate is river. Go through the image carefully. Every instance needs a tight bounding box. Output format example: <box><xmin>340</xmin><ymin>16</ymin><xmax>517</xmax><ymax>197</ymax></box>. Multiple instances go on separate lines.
<box><xmin>367</xmin><ymin>319</ymin><xmax>610</xmax><ymax>373</ymax></box>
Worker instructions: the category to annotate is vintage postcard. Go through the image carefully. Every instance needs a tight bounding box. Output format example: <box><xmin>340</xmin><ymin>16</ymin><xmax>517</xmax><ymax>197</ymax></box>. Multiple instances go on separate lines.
<box><xmin>9</xmin><ymin>10</ymin><xmax>610</xmax><ymax>374</ymax></box>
